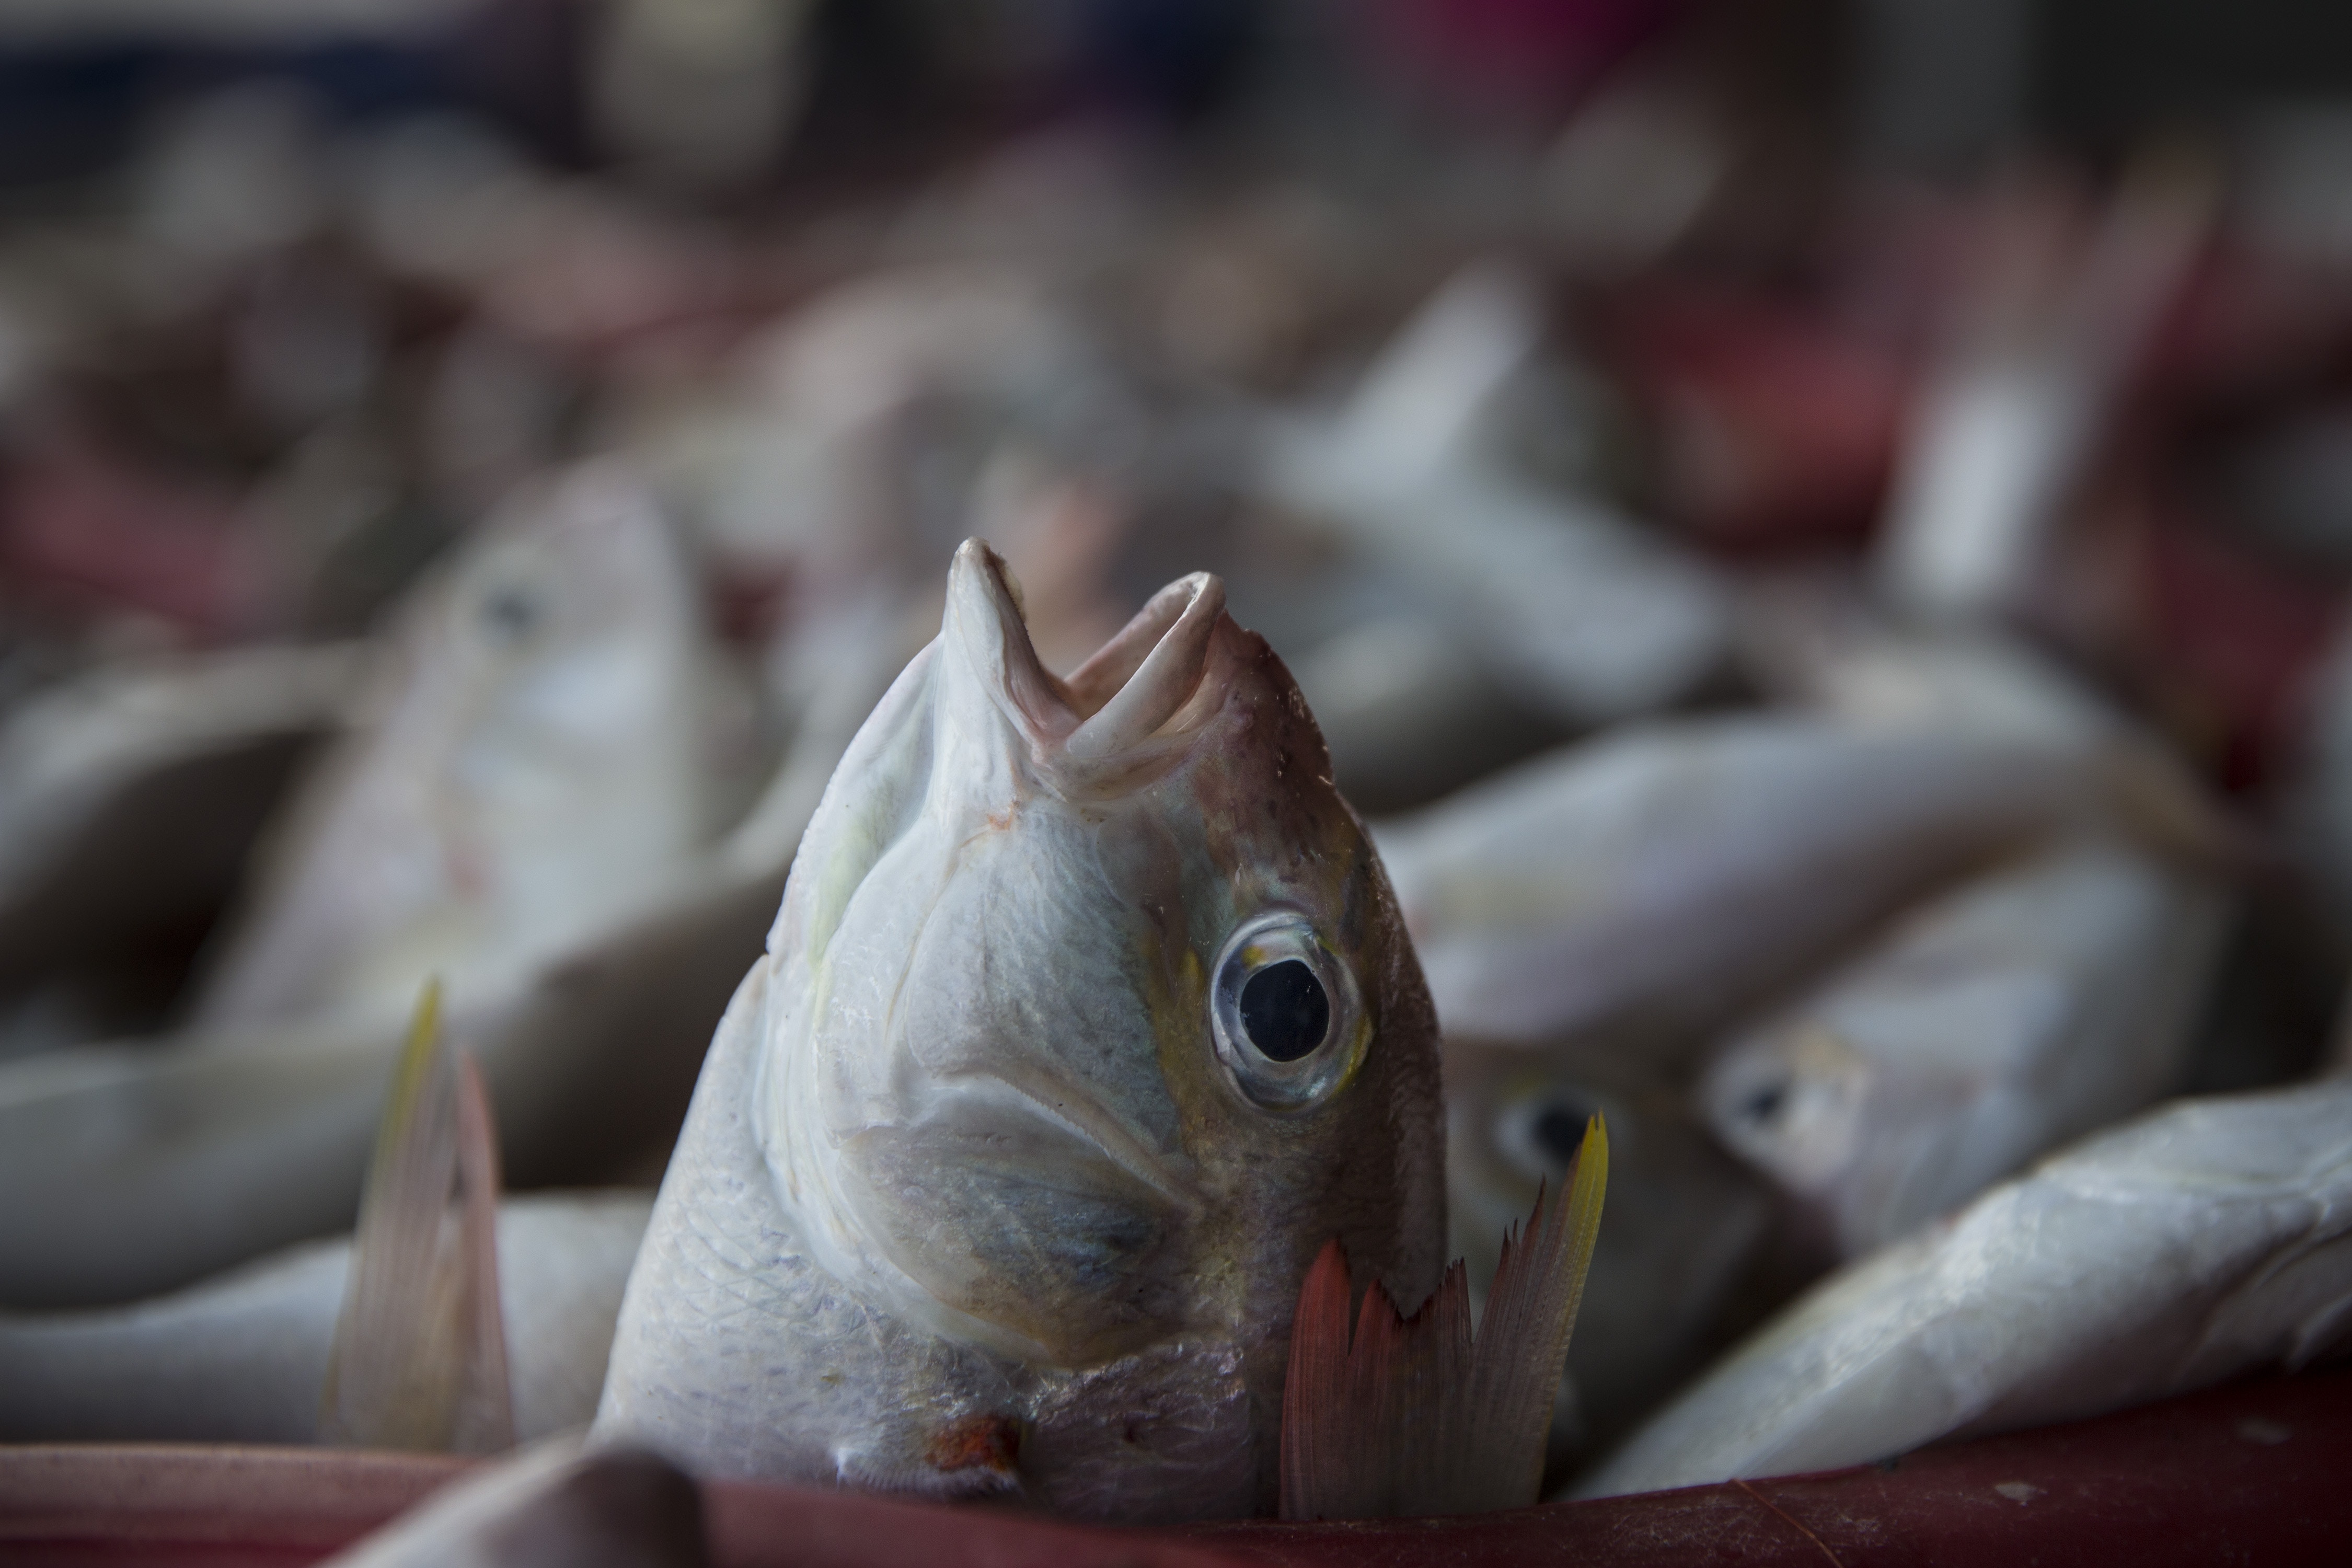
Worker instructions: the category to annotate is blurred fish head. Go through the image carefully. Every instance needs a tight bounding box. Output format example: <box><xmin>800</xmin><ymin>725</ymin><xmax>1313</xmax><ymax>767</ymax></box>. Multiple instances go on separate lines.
<box><xmin>424</xmin><ymin>464</ymin><xmax>702</xmax><ymax>748</ymax></box>
<box><xmin>1444</xmin><ymin>1044</ymin><xmax>1628</xmax><ymax>1285</ymax></box>
<box><xmin>390</xmin><ymin>460</ymin><xmax>734</xmax><ymax>877</ymax></box>
<box><xmin>1702</xmin><ymin>1021</ymin><xmax>1872</xmax><ymax>1211</ymax></box>
<box><xmin>1443</xmin><ymin>1040</ymin><xmax>1789</xmax><ymax>1465</ymax></box>
<box><xmin>191</xmin><ymin>461</ymin><xmax>728</xmax><ymax>1029</ymax></box>
<box><xmin>758</xmin><ymin>536</ymin><xmax>1445</xmax><ymax>1394</ymax></box>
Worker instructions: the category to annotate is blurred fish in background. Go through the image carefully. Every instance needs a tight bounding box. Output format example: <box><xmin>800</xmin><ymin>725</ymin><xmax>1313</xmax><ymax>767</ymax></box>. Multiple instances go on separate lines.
<box><xmin>6</xmin><ymin>0</ymin><xmax>2352</xmax><ymax>1531</ymax></box>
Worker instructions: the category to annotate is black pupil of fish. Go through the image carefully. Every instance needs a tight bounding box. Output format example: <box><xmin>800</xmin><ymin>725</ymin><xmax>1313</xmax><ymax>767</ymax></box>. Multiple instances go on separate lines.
<box><xmin>1239</xmin><ymin>960</ymin><xmax>1328</xmax><ymax>1063</ymax></box>
<box><xmin>485</xmin><ymin>587</ymin><xmax>538</xmax><ymax>638</ymax></box>
<box><xmin>1532</xmin><ymin>1100</ymin><xmax>1590</xmax><ymax>1163</ymax></box>
<box><xmin>1743</xmin><ymin>1080</ymin><xmax>1789</xmax><ymax>1124</ymax></box>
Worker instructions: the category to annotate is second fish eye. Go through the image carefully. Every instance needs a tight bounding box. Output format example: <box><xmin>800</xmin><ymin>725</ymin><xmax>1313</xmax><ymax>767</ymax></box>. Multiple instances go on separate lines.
<box><xmin>1531</xmin><ymin>1094</ymin><xmax>1595</xmax><ymax>1164</ymax></box>
<box><xmin>1498</xmin><ymin>1086</ymin><xmax>1610</xmax><ymax>1181</ymax></box>
<box><xmin>1209</xmin><ymin>911</ymin><xmax>1364</xmax><ymax>1112</ymax></box>
<box><xmin>482</xmin><ymin>584</ymin><xmax>540</xmax><ymax>640</ymax></box>
<box><xmin>1740</xmin><ymin>1078</ymin><xmax>1790</xmax><ymax>1125</ymax></box>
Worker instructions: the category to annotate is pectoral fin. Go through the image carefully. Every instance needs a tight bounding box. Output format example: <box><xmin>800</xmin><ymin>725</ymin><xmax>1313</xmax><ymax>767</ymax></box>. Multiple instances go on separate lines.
<box><xmin>318</xmin><ymin>981</ymin><xmax>515</xmax><ymax>1452</ymax></box>
<box><xmin>1279</xmin><ymin>1113</ymin><xmax>1608</xmax><ymax>1519</ymax></box>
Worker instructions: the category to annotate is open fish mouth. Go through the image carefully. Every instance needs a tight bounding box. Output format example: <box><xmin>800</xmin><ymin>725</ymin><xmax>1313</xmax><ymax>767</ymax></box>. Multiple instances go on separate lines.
<box><xmin>940</xmin><ymin>536</ymin><xmax>1232</xmax><ymax>780</ymax></box>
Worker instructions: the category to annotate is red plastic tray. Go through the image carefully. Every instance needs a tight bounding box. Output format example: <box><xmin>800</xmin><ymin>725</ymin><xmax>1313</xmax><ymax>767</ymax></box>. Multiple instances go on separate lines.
<box><xmin>6</xmin><ymin>1365</ymin><xmax>2348</xmax><ymax>1566</ymax></box>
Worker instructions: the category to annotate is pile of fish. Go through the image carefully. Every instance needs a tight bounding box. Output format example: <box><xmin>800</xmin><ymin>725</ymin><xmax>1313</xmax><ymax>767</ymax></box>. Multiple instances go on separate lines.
<box><xmin>5</xmin><ymin>51</ymin><xmax>2352</xmax><ymax>1557</ymax></box>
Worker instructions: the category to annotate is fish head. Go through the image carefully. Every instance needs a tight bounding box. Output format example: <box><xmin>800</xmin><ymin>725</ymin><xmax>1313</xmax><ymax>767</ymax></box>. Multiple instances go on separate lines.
<box><xmin>421</xmin><ymin>464</ymin><xmax>703</xmax><ymax>747</ymax></box>
<box><xmin>194</xmin><ymin>462</ymin><xmax>721</xmax><ymax>1027</ymax></box>
<box><xmin>1702</xmin><ymin>1020</ymin><xmax>1872</xmax><ymax>1218</ymax></box>
<box><xmin>757</xmin><ymin>537</ymin><xmax>1445</xmax><ymax>1454</ymax></box>
<box><xmin>1443</xmin><ymin>1043</ymin><xmax>1626</xmax><ymax>1290</ymax></box>
<box><xmin>388</xmin><ymin>460</ymin><xmax>729</xmax><ymax>879</ymax></box>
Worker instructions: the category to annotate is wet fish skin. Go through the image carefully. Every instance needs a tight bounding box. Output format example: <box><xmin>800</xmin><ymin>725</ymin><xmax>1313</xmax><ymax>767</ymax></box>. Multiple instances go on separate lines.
<box><xmin>0</xmin><ymin>1193</ymin><xmax>650</xmax><ymax>1445</ymax></box>
<box><xmin>1374</xmin><ymin>715</ymin><xmax>2134</xmax><ymax>1062</ymax></box>
<box><xmin>1572</xmin><ymin>1078</ymin><xmax>2352</xmax><ymax>1499</ymax></box>
<box><xmin>595</xmin><ymin>541</ymin><xmax>1445</xmax><ymax>1523</ymax></box>
<box><xmin>1703</xmin><ymin>837</ymin><xmax>2229</xmax><ymax>1259</ymax></box>
<box><xmin>194</xmin><ymin>464</ymin><xmax>727</xmax><ymax>1030</ymax></box>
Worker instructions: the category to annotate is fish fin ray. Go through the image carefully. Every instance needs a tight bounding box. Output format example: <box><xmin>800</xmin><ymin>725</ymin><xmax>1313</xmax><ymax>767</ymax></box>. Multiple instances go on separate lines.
<box><xmin>319</xmin><ymin>982</ymin><xmax>516</xmax><ymax>1451</ymax></box>
<box><xmin>1278</xmin><ymin>1115</ymin><xmax>1608</xmax><ymax>1519</ymax></box>
<box><xmin>451</xmin><ymin>1048</ymin><xmax>516</xmax><ymax>1452</ymax></box>
<box><xmin>1278</xmin><ymin>1238</ymin><xmax>1357</xmax><ymax>1520</ymax></box>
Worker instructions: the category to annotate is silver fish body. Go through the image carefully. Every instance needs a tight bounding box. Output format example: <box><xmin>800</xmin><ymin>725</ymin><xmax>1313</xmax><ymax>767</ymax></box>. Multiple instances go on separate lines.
<box><xmin>594</xmin><ymin>542</ymin><xmax>1445</xmax><ymax>1522</ymax></box>
<box><xmin>1374</xmin><ymin>715</ymin><xmax>2131</xmax><ymax>1059</ymax></box>
<box><xmin>1703</xmin><ymin>837</ymin><xmax>2229</xmax><ymax>1258</ymax></box>
<box><xmin>0</xmin><ymin>1192</ymin><xmax>649</xmax><ymax>1445</ymax></box>
<box><xmin>1573</xmin><ymin>1079</ymin><xmax>2352</xmax><ymax>1498</ymax></box>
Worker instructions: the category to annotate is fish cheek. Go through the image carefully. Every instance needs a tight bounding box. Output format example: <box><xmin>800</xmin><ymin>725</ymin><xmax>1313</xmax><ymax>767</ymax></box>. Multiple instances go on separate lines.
<box><xmin>837</xmin><ymin>1117</ymin><xmax>1185</xmax><ymax>1367</ymax></box>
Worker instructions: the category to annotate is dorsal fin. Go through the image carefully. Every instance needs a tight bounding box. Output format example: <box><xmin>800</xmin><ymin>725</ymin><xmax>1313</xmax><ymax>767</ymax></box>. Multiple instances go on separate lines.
<box><xmin>1280</xmin><ymin>1114</ymin><xmax>1608</xmax><ymax>1519</ymax></box>
<box><xmin>319</xmin><ymin>980</ymin><xmax>515</xmax><ymax>1452</ymax></box>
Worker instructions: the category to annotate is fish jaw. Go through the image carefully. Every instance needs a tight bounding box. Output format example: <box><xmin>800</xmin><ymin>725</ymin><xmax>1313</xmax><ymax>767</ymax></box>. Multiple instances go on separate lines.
<box><xmin>602</xmin><ymin>540</ymin><xmax>1445</xmax><ymax>1519</ymax></box>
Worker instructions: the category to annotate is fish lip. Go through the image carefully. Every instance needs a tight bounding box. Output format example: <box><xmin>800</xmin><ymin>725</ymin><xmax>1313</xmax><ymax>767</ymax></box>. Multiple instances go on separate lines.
<box><xmin>947</xmin><ymin>538</ymin><xmax>1082</xmax><ymax>745</ymax></box>
<box><xmin>946</xmin><ymin>537</ymin><xmax>1236</xmax><ymax>774</ymax></box>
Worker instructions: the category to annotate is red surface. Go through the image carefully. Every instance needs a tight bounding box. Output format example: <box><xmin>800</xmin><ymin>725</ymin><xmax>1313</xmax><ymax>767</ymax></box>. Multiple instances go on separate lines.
<box><xmin>2116</xmin><ymin>500</ymin><xmax>2347</xmax><ymax>792</ymax></box>
<box><xmin>1604</xmin><ymin>284</ymin><xmax>1910</xmax><ymax>552</ymax></box>
<box><xmin>5</xmin><ymin>1366</ymin><xmax>2349</xmax><ymax>1566</ymax></box>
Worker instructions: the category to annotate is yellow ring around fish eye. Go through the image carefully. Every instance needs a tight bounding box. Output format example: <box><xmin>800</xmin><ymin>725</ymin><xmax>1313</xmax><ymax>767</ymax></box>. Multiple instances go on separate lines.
<box><xmin>1208</xmin><ymin>910</ymin><xmax>1365</xmax><ymax>1112</ymax></box>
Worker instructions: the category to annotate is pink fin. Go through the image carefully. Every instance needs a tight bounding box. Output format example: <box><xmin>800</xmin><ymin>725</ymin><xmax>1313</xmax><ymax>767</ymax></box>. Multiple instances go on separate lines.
<box><xmin>319</xmin><ymin>982</ymin><xmax>516</xmax><ymax>1452</ymax></box>
<box><xmin>1279</xmin><ymin>1114</ymin><xmax>1609</xmax><ymax>1520</ymax></box>
<box><xmin>449</xmin><ymin>1051</ymin><xmax>515</xmax><ymax>1452</ymax></box>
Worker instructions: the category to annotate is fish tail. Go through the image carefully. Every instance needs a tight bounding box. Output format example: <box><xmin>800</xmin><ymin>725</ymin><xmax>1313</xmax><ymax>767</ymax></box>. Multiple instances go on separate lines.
<box><xmin>318</xmin><ymin>979</ymin><xmax>516</xmax><ymax>1452</ymax></box>
<box><xmin>1279</xmin><ymin>1115</ymin><xmax>1608</xmax><ymax>1520</ymax></box>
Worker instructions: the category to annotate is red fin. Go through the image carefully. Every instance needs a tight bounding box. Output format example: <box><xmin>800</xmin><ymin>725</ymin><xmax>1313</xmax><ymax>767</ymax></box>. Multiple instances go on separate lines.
<box><xmin>1278</xmin><ymin>1239</ymin><xmax>1354</xmax><ymax>1517</ymax></box>
<box><xmin>1279</xmin><ymin>1114</ymin><xmax>1609</xmax><ymax>1520</ymax></box>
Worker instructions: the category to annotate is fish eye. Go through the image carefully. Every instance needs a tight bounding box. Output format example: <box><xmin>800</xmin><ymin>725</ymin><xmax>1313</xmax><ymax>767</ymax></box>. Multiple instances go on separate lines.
<box><xmin>1500</xmin><ymin>1088</ymin><xmax>1602</xmax><ymax>1177</ymax></box>
<box><xmin>1739</xmin><ymin>1078</ymin><xmax>1789</xmax><ymax>1126</ymax></box>
<box><xmin>1209</xmin><ymin>910</ymin><xmax>1365</xmax><ymax>1112</ymax></box>
<box><xmin>481</xmin><ymin>584</ymin><xmax>541</xmax><ymax>641</ymax></box>
<box><xmin>1531</xmin><ymin>1095</ymin><xmax>1595</xmax><ymax>1163</ymax></box>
